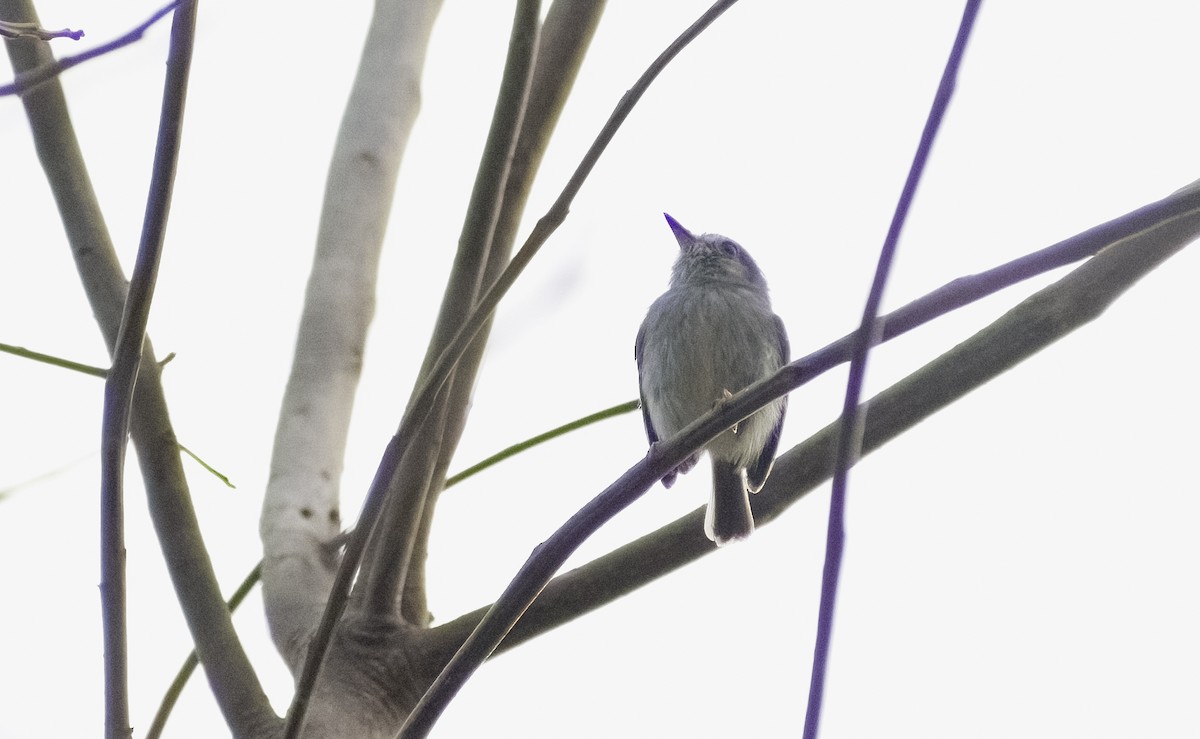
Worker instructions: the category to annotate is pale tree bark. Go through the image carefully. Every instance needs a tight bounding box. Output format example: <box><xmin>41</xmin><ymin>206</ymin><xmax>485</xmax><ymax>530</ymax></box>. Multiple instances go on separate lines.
<box><xmin>259</xmin><ymin>0</ymin><xmax>444</xmax><ymax>677</ymax></box>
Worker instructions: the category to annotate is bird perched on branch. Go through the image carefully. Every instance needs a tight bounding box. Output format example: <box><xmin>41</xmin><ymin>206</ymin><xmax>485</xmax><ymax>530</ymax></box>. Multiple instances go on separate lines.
<box><xmin>636</xmin><ymin>214</ymin><xmax>789</xmax><ymax>545</ymax></box>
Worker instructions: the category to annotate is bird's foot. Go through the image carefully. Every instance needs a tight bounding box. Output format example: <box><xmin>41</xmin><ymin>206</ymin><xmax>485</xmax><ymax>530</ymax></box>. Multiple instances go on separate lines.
<box><xmin>715</xmin><ymin>388</ymin><xmax>738</xmax><ymax>434</ymax></box>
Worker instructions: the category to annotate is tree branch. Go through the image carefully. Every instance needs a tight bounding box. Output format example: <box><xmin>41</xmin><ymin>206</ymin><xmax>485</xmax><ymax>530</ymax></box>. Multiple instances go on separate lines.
<box><xmin>259</xmin><ymin>0</ymin><xmax>444</xmax><ymax>673</ymax></box>
<box><xmin>2</xmin><ymin>1</ymin><xmax>278</xmax><ymax>736</ymax></box>
<box><xmin>396</xmin><ymin>0</ymin><xmax>608</xmax><ymax>629</ymax></box>
<box><xmin>808</xmin><ymin>3</ymin><xmax>981</xmax><ymax>735</ymax></box>
<box><xmin>418</xmin><ymin>177</ymin><xmax>1200</xmax><ymax>678</ymax></box>
<box><xmin>264</xmin><ymin>0</ymin><xmax>446</xmax><ymax>735</ymax></box>
<box><xmin>99</xmin><ymin>2</ymin><xmax>198</xmax><ymax>735</ymax></box>
<box><xmin>358</xmin><ymin>0</ymin><xmax>543</xmax><ymax>624</ymax></box>
<box><xmin>365</xmin><ymin>0</ymin><xmax>608</xmax><ymax>627</ymax></box>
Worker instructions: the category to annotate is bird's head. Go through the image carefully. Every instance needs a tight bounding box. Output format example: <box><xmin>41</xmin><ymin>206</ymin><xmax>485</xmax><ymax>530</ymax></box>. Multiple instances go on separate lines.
<box><xmin>664</xmin><ymin>213</ymin><xmax>768</xmax><ymax>290</ymax></box>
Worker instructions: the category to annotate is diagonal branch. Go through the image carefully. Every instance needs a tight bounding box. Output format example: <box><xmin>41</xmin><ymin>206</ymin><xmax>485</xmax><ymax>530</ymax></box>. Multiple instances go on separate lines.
<box><xmin>368</xmin><ymin>0</ymin><xmax>609</xmax><ymax>627</ymax></box>
<box><xmin>395</xmin><ymin>1</ymin><xmax>608</xmax><ymax>617</ymax></box>
<box><xmin>359</xmin><ymin>0</ymin><xmax>543</xmax><ymax>624</ymax></box>
<box><xmin>418</xmin><ymin>176</ymin><xmax>1200</xmax><ymax>672</ymax></box>
<box><xmin>399</xmin><ymin>0</ymin><xmax>609</xmax><ymax>629</ymax></box>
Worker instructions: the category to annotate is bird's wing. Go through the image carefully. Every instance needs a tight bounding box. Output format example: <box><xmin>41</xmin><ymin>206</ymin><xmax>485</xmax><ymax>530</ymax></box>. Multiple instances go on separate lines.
<box><xmin>746</xmin><ymin>314</ymin><xmax>790</xmax><ymax>492</ymax></box>
<box><xmin>634</xmin><ymin>321</ymin><xmax>659</xmax><ymax>445</ymax></box>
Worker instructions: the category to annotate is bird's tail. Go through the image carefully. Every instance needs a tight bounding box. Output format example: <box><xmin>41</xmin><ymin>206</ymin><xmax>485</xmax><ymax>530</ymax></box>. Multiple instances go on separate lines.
<box><xmin>706</xmin><ymin>460</ymin><xmax>754</xmax><ymax>546</ymax></box>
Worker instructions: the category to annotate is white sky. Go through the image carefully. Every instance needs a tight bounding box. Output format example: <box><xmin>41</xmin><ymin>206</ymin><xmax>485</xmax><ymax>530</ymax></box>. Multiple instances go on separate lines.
<box><xmin>2</xmin><ymin>1</ymin><xmax>1198</xmax><ymax>737</ymax></box>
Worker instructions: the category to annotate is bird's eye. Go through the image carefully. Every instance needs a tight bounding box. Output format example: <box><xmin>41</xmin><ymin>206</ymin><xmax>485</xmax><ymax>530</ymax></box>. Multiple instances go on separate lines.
<box><xmin>719</xmin><ymin>239</ymin><xmax>739</xmax><ymax>256</ymax></box>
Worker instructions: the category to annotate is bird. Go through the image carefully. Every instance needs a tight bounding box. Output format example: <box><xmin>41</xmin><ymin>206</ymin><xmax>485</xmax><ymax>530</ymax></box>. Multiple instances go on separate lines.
<box><xmin>635</xmin><ymin>213</ymin><xmax>789</xmax><ymax>545</ymax></box>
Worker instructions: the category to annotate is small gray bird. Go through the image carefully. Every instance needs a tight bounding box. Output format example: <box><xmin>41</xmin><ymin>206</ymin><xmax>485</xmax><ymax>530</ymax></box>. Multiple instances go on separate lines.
<box><xmin>636</xmin><ymin>214</ymin><xmax>789</xmax><ymax>545</ymax></box>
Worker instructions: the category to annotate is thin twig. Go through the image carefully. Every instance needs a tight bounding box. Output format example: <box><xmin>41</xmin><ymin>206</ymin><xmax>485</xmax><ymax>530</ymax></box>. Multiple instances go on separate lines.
<box><xmin>0</xmin><ymin>341</ymin><xmax>108</xmax><ymax>376</ymax></box>
<box><xmin>179</xmin><ymin>444</ymin><xmax>237</xmax><ymax>489</ymax></box>
<box><xmin>0</xmin><ymin>0</ymin><xmax>181</xmax><ymax>97</ymax></box>
<box><xmin>0</xmin><ymin>342</ymin><xmax>172</xmax><ymax>378</ymax></box>
<box><xmin>805</xmin><ymin>2</ymin><xmax>982</xmax><ymax>736</ymax></box>
<box><xmin>144</xmin><ymin>561</ymin><xmax>263</xmax><ymax>739</ymax></box>
<box><xmin>0</xmin><ymin>343</ymin><xmax>233</xmax><ymax>487</ymax></box>
<box><xmin>0</xmin><ymin>18</ymin><xmax>83</xmax><ymax>41</ymax></box>
<box><xmin>444</xmin><ymin>399</ymin><xmax>638</xmax><ymax>487</ymax></box>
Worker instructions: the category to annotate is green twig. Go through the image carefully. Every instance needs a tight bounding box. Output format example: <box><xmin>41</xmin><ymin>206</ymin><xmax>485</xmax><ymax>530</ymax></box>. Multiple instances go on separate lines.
<box><xmin>0</xmin><ymin>341</ymin><xmax>107</xmax><ymax>376</ymax></box>
<box><xmin>445</xmin><ymin>400</ymin><xmax>638</xmax><ymax>487</ymax></box>
<box><xmin>0</xmin><ymin>342</ymin><xmax>175</xmax><ymax>377</ymax></box>
<box><xmin>179</xmin><ymin>444</ymin><xmax>236</xmax><ymax>489</ymax></box>
<box><xmin>0</xmin><ymin>450</ymin><xmax>96</xmax><ymax>500</ymax></box>
<box><xmin>144</xmin><ymin>561</ymin><xmax>263</xmax><ymax>739</ymax></box>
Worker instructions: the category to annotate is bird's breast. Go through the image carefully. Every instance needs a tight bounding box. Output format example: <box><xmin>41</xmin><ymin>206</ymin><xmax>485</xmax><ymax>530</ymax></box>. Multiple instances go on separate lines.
<box><xmin>639</xmin><ymin>286</ymin><xmax>784</xmax><ymax>454</ymax></box>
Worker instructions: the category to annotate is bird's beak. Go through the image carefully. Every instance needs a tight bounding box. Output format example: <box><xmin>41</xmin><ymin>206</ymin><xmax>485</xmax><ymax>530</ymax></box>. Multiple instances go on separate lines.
<box><xmin>663</xmin><ymin>212</ymin><xmax>695</xmax><ymax>250</ymax></box>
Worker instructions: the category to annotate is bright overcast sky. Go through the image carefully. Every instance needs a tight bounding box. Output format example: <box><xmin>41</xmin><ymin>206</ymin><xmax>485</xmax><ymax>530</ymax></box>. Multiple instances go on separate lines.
<box><xmin>2</xmin><ymin>2</ymin><xmax>1198</xmax><ymax>737</ymax></box>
